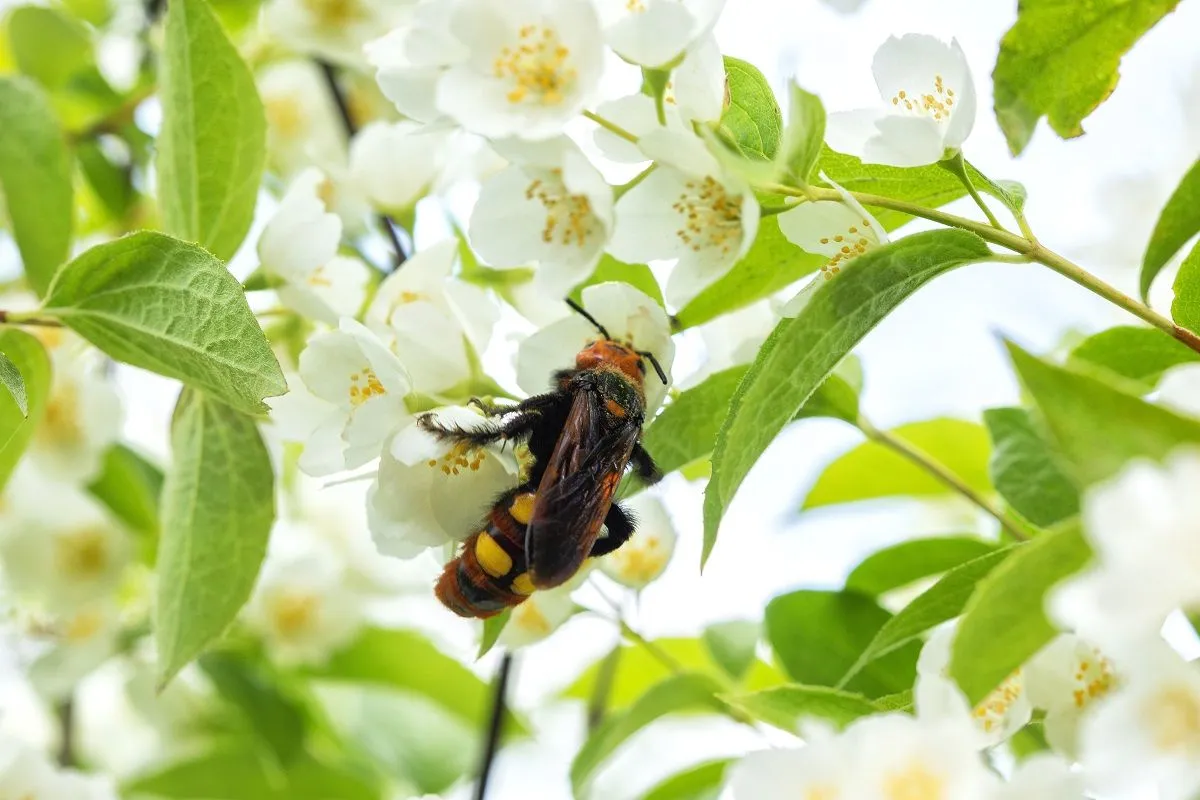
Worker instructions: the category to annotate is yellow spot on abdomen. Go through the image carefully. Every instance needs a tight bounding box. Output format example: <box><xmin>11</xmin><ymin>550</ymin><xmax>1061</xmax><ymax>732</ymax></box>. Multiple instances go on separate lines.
<box><xmin>509</xmin><ymin>493</ymin><xmax>536</xmax><ymax>525</ymax></box>
<box><xmin>511</xmin><ymin>572</ymin><xmax>535</xmax><ymax>595</ymax></box>
<box><xmin>475</xmin><ymin>533</ymin><xmax>512</xmax><ymax>578</ymax></box>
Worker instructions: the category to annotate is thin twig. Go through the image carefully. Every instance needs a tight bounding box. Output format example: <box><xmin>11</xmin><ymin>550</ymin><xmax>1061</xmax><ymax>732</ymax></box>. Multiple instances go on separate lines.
<box><xmin>0</xmin><ymin>310</ymin><xmax>64</xmax><ymax>328</ymax></box>
<box><xmin>315</xmin><ymin>60</ymin><xmax>409</xmax><ymax>270</ymax></box>
<box><xmin>55</xmin><ymin>698</ymin><xmax>75</xmax><ymax>768</ymax></box>
<box><xmin>586</xmin><ymin>644</ymin><xmax>622</xmax><ymax>732</ymax></box>
<box><xmin>473</xmin><ymin>652</ymin><xmax>513</xmax><ymax>800</ymax></box>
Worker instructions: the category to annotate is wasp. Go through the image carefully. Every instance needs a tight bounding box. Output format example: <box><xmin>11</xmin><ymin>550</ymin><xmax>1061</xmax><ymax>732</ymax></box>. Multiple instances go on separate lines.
<box><xmin>421</xmin><ymin>299</ymin><xmax>669</xmax><ymax>618</ymax></box>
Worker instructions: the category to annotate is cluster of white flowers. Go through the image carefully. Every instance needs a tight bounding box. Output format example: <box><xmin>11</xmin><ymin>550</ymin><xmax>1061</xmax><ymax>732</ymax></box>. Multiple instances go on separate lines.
<box><xmin>0</xmin><ymin>732</ymin><xmax>117</xmax><ymax>799</ymax></box>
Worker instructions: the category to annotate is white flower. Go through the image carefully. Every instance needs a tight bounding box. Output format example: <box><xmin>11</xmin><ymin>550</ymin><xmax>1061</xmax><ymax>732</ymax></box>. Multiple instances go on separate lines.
<box><xmin>364</xmin><ymin>240</ymin><xmax>498</xmax><ymax>394</ymax></box>
<box><xmin>915</xmin><ymin>625</ymin><xmax>1031</xmax><ymax>746</ymax></box>
<box><xmin>1158</xmin><ymin>363</ymin><xmax>1200</xmax><ymax>417</ymax></box>
<box><xmin>27</xmin><ymin>604</ymin><xmax>122</xmax><ymax>701</ymax></box>
<box><xmin>348</xmin><ymin>121</ymin><xmax>453</xmax><ymax>213</ymax></box>
<box><xmin>1078</xmin><ymin>644</ymin><xmax>1200</xmax><ymax>800</ymax></box>
<box><xmin>1024</xmin><ymin>634</ymin><xmax>1119</xmax><ymax>757</ymax></box>
<box><xmin>594</xmin><ymin>0</ymin><xmax>725</xmax><ymax>68</ymax></box>
<box><xmin>470</xmin><ymin>137</ymin><xmax>613</xmax><ymax>295</ymax></box>
<box><xmin>1050</xmin><ymin>449</ymin><xmax>1200</xmax><ymax>654</ymax></box>
<box><xmin>368</xmin><ymin>407</ymin><xmax>519</xmax><ymax>558</ymax></box>
<box><xmin>681</xmin><ymin>299</ymin><xmax>778</xmax><ymax>388</ymax></box>
<box><xmin>597</xmin><ymin>494</ymin><xmax>676</xmax><ymax>589</ymax></box>
<box><xmin>826</xmin><ymin>34</ymin><xmax>976</xmax><ymax>167</ymax></box>
<box><xmin>258</xmin><ymin>60</ymin><xmax>347</xmax><ymax>176</ymax></box>
<box><xmin>242</xmin><ymin>547</ymin><xmax>365</xmax><ymax>666</ymax></box>
<box><xmin>435</xmin><ymin>0</ymin><xmax>605</xmax><ymax>139</ymax></box>
<box><xmin>842</xmin><ymin>712</ymin><xmax>998</xmax><ymax>797</ymax></box>
<box><xmin>0</xmin><ymin>471</ymin><xmax>131</xmax><ymax>615</ymax></box>
<box><xmin>498</xmin><ymin>581</ymin><xmax>578</xmax><ymax>648</ymax></box>
<box><xmin>991</xmin><ymin>754</ymin><xmax>1085</xmax><ymax>800</ymax></box>
<box><xmin>516</xmin><ymin>281</ymin><xmax>675</xmax><ymax>414</ymax></box>
<box><xmin>367</xmin><ymin>0</ymin><xmax>470</xmax><ymax>125</ymax></box>
<box><xmin>609</xmin><ymin>129</ymin><xmax>759</xmax><ymax>307</ymax></box>
<box><xmin>263</xmin><ymin>0</ymin><xmax>414</xmax><ymax>67</ymax></box>
<box><xmin>0</xmin><ymin>735</ymin><xmax>118</xmax><ymax>800</ymax></box>
<box><xmin>266</xmin><ymin>319</ymin><xmax>413</xmax><ymax>476</ymax></box>
<box><xmin>778</xmin><ymin>176</ymin><xmax>889</xmax><ymax>281</ymax></box>
<box><xmin>258</xmin><ymin>168</ymin><xmax>372</xmax><ymax>325</ymax></box>
<box><xmin>728</xmin><ymin>734</ymin><xmax>850</xmax><ymax>800</ymax></box>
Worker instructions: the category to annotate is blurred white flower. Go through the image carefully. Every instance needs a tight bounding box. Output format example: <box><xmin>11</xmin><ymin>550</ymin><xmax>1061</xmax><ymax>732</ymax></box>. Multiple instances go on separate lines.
<box><xmin>609</xmin><ymin>129</ymin><xmax>759</xmax><ymax>307</ymax></box>
<box><xmin>258</xmin><ymin>168</ymin><xmax>372</xmax><ymax>325</ymax></box>
<box><xmin>1158</xmin><ymin>362</ymin><xmax>1200</xmax><ymax>417</ymax></box>
<box><xmin>368</xmin><ymin>406</ymin><xmax>519</xmax><ymax>558</ymax></box>
<box><xmin>915</xmin><ymin>625</ymin><xmax>1031</xmax><ymax>746</ymax></box>
<box><xmin>348</xmin><ymin>121</ymin><xmax>452</xmax><ymax>213</ymax></box>
<box><xmin>267</xmin><ymin>319</ymin><xmax>413</xmax><ymax>476</ymax></box>
<box><xmin>470</xmin><ymin>137</ymin><xmax>613</xmax><ymax>295</ymax></box>
<box><xmin>1050</xmin><ymin>449</ymin><xmax>1200</xmax><ymax>654</ymax></box>
<box><xmin>597</xmin><ymin>494</ymin><xmax>676</xmax><ymax>589</ymax></box>
<box><xmin>991</xmin><ymin>754</ymin><xmax>1085</xmax><ymax>800</ymax></box>
<box><xmin>366</xmin><ymin>0</ymin><xmax>468</xmax><ymax>124</ymax></box>
<box><xmin>593</xmin><ymin>0</ymin><xmax>725</xmax><ymax>68</ymax></box>
<box><xmin>516</xmin><ymin>282</ymin><xmax>675</xmax><ymax>414</ymax></box>
<box><xmin>263</xmin><ymin>0</ymin><xmax>414</xmax><ymax>67</ymax></box>
<box><xmin>778</xmin><ymin>176</ymin><xmax>889</xmax><ymax>281</ymax></box>
<box><xmin>258</xmin><ymin>60</ymin><xmax>346</xmax><ymax>176</ymax></box>
<box><xmin>243</xmin><ymin>547</ymin><xmax>365</xmax><ymax>666</ymax></box>
<box><xmin>0</xmin><ymin>734</ymin><xmax>118</xmax><ymax>799</ymax></box>
<box><xmin>826</xmin><ymin>34</ymin><xmax>976</xmax><ymax>167</ymax></box>
<box><xmin>498</xmin><ymin>581</ymin><xmax>577</xmax><ymax>648</ymax></box>
<box><xmin>820</xmin><ymin>0</ymin><xmax>869</xmax><ymax>12</ymax></box>
<box><xmin>1079</xmin><ymin>643</ymin><xmax>1200</xmax><ymax>800</ymax></box>
<box><xmin>26</xmin><ymin>604</ymin><xmax>122</xmax><ymax>701</ymax></box>
<box><xmin>681</xmin><ymin>299</ymin><xmax>777</xmax><ymax>388</ymax></box>
<box><xmin>365</xmin><ymin>240</ymin><xmax>498</xmax><ymax>394</ymax></box>
<box><xmin>1024</xmin><ymin>634</ymin><xmax>1119</xmax><ymax>757</ymax></box>
<box><xmin>728</xmin><ymin>731</ymin><xmax>849</xmax><ymax>799</ymax></box>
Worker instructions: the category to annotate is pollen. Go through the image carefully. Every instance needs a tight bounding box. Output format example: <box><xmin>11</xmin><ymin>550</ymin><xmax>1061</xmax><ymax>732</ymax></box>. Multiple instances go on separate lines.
<box><xmin>37</xmin><ymin>384</ymin><xmax>85</xmax><ymax>448</ymax></box>
<box><xmin>671</xmin><ymin>175</ymin><xmax>743</xmax><ymax>256</ymax></box>
<box><xmin>307</xmin><ymin>265</ymin><xmax>333</xmax><ymax>287</ymax></box>
<box><xmin>512</xmin><ymin>596</ymin><xmax>551</xmax><ymax>633</ymax></box>
<box><xmin>55</xmin><ymin>526</ymin><xmax>110</xmax><ymax>579</ymax></box>
<box><xmin>605</xmin><ymin>535</ymin><xmax>668</xmax><ymax>584</ymax></box>
<box><xmin>890</xmin><ymin>73</ymin><xmax>956</xmax><ymax>122</ymax></box>
<box><xmin>821</xmin><ymin>227</ymin><xmax>877</xmax><ymax>280</ymax></box>
<box><xmin>972</xmin><ymin>668</ymin><xmax>1024</xmax><ymax>733</ymax></box>
<box><xmin>1146</xmin><ymin>684</ymin><xmax>1200</xmax><ymax>754</ymax></box>
<box><xmin>302</xmin><ymin>0</ymin><xmax>366</xmax><ymax>27</ymax></box>
<box><xmin>347</xmin><ymin>367</ymin><xmax>386</xmax><ymax>407</ymax></box>
<box><xmin>626</xmin><ymin>0</ymin><xmax>646</xmax><ymax>11</ymax></box>
<box><xmin>524</xmin><ymin>171</ymin><xmax>598</xmax><ymax>248</ymax></box>
<box><xmin>884</xmin><ymin>763</ymin><xmax>945</xmax><ymax>800</ymax></box>
<box><xmin>268</xmin><ymin>591</ymin><xmax>320</xmax><ymax>638</ymax></box>
<box><xmin>264</xmin><ymin>95</ymin><xmax>307</xmax><ymax>139</ymax></box>
<box><xmin>1070</xmin><ymin>649</ymin><xmax>1116</xmax><ymax>709</ymax></box>
<box><xmin>430</xmin><ymin>441</ymin><xmax>486</xmax><ymax>477</ymax></box>
<box><xmin>493</xmin><ymin>25</ymin><xmax>577</xmax><ymax>106</ymax></box>
<box><xmin>63</xmin><ymin>609</ymin><xmax>105</xmax><ymax>643</ymax></box>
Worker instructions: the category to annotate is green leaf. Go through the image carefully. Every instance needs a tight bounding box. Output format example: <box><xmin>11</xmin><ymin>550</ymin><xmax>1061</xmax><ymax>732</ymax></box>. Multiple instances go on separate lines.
<box><xmin>1144</xmin><ymin>159</ymin><xmax>1200</xmax><ymax>300</ymax></box>
<box><xmin>156</xmin><ymin>390</ymin><xmax>275</xmax><ymax>687</ymax></box>
<box><xmin>477</xmin><ymin>609</ymin><xmax>511</xmax><ymax>660</ymax></box>
<box><xmin>43</xmin><ymin>232</ymin><xmax>286</xmax><ymax>414</ymax></box>
<box><xmin>1171</xmin><ymin>239</ymin><xmax>1200</xmax><ymax>331</ymax></box>
<box><xmin>7</xmin><ymin>6</ymin><xmax>94</xmax><ymax>89</ymax></box>
<box><xmin>718</xmin><ymin>57</ymin><xmax>782</xmax><ymax>161</ymax></box>
<box><xmin>123</xmin><ymin>749</ymin><xmax>380</xmax><ymax>800</ymax></box>
<box><xmin>721</xmin><ymin>685</ymin><xmax>879</xmax><ymax>733</ymax></box>
<box><xmin>641</xmin><ymin>759</ymin><xmax>730</xmax><ymax>800</ymax></box>
<box><xmin>875</xmin><ymin>690</ymin><xmax>915</xmax><ymax>712</ymax></box>
<box><xmin>642</xmin><ymin>366</ymin><xmax>748</xmax><ymax>478</ymax></box>
<box><xmin>156</xmin><ymin>0</ymin><xmax>266</xmax><ymax>260</ymax></box>
<box><xmin>846</xmin><ymin>536</ymin><xmax>1000</xmax><ymax>597</ymax></box>
<box><xmin>795</xmin><ymin>371</ymin><xmax>860</xmax><ymax>424</ymax></box>
<box><xmin>0</xmin><ymin>351</ymin><xmax>27</xmax><ymax>417</ymax></box>
<box><xmin>764</xmin><ymin>590</ymin><xmax>919</xmax><ymax>698</ymax></box>
<box><xmin>817</xmin><ymin>147</ymin><xmax>967</xmax><ymax>231</ymax></box>
<box><xmin>703</xmin><ymin>230</ymin><xmax>991</xmax><ymax>565</ymax></box>
<box><xmin>199</xmin><ymin>650</ymin><xmax>307</xmax><ymax>765</ymax></box>
<box><xmin>573</xmin><ymin>254</ymin><xmax>663</xmax><ymax>308</ymax></box>
<box><xmin>950</xmin><ymin>520</ymin><xmax>1091</xmax><ymax>704</ymax></box>
<box><xmin>86</xmin><ymin>444</ymin><xmax>163</xmax><ymax>543</ymax></box>
<box><xmin>0</xmin><ymin>77</ymin><xmax>73</xmax><ymax>295</ymax></box>
<box><xmin>1006</xmin><ymin>340</ymin><xmax>1200</xmax><ymax>486</ymax></box>
<box><xmin>983</xmin><ymin>406</ymin><xmax>1080</xmax><ymax>527</ymax></box>
<box><xmin>571</xmin><ymin>674</ymin><xmax>726</xmax><ymax>798</ymax></box>
<box><xmin>702</xmin><ymin>621</ymin><xmax>759</xmax><ymax>681</ymax></box>
<box><xmin>993</xmin><ymin>0</ymin><xmax>1182</xmax><ymax>156</ymax></box>
<box><xmin>674</xmin><ymin>216</ymin><xmax>821</xmax><ymax>330</ymax></box>
<box><xmin>779</xmin><ymin>82</ymin><xmax>825</xmax><ymax>185</ymax></box>
<box><xmin>0</xmin><ymin>330</ymin><xmax>49</xmax><ymax>491</ymax></box>
<box><xmin>841</xmin><ymin>548</ymin><xmax>1014</xmax><ymax>685</ymax></box>
<box><xmin>1068</xmin><ymin>325</ymin><xmax>1199</xmax><ymax>392</ymax></box>
<box><xmin>803</xmin><ymin>418</ymin><xmax>992</xmax><ymax>510</ymax></box>
<box><xmin>77</xmin><ymin>138</ymin><xmax>136</xmax><ymax>221</ymax></box>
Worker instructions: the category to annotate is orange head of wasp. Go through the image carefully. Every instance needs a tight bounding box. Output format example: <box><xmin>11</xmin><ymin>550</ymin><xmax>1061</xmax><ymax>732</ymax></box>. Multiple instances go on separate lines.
<box><xmin>565</xmin><ymin>298</ymin><xmax>668</xmax><ymax>388</ymax></box>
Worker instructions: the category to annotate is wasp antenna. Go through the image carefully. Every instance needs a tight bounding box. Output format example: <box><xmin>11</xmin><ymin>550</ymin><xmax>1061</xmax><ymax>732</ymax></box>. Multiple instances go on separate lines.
<box><xmin>638</xmin><ymin>350</ymin><xmax>669</xmax><ymax>385</ymax></box>
<box><xmin>564</xmin><ymin>297</ymin><xmax>612</xmax><ymax>340</ymax></box>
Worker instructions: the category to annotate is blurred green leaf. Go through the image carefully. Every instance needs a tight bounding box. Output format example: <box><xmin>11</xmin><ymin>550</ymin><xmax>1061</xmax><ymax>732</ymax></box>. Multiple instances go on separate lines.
<box><xmin>573</xmin><ymin>254</ymin><xmax>663</xmax><ymax>308</ymax></box>
<box><xmin>640</xmin><ymin>759</ymin><xmax>730</xmax><ymax>800</ymax></box>
<box><xmin>723</xmin><ymin>685</ymin><xmax>879</xmax><ymax>734</ymax></box>
<box><xmin>199</xmin><ymin>651</ymin><xmax>307</xmax><ymax>765</ymax></box>
<box><xmin>993</xmin><ymin>0</ymin><xmax>1180</xmax><ymax>156</ymax></box>
<box><xmin>841</xmin><ymin>548</ymin><xmax>1014</xmax><ymax>686</ymax></box>
<box><xmin>86</xmin><ymin>444</ymin><xmax>163</xmax><ymax>543</ymax></box>
<box><xmin>846</xmin><ymin>536</ymin><xmax>999</xmax><ymax>597</ymax></box>
<box><xmin>703</xmin><ymin>231</ymin><xmax>992</xmax><ymax>566</ymax></box>
<box><xmin>0</xmin><ymin>76</ymin><xmax>73</xmax><ymax>295</ymax></box>
<box><xmin>1068</xmin><ymin>325</ymin><xmax>1199</xmax><ymax>392</ymax></box>
<box><xmin>1171</xmin><ymin>239</ymin><xmax>1200</xmax><ymax>331</ymax></box>
<box><xmin>951</xmin><ymin>520</ymin><xmax>1091</xmax><ymax>704</ymax></box>
<box><xmin>1007</xmin><ymin>340</ymin><xmax>1200</xmax><ymax>486</ymax></box>
<box><xmin>477</xmin><ymin>609</ymin><xmax>511</xmax><ymax>660</ymax></box>
<box><xmin>0</xmin><ymin>330</ymin><xmax>49</xmax><ymax>492</ymax></box>
<box><xmin>157</xmin><ymin>0</ymin><xmax>266</xmax><ymax>260</ymax></box>
<box><xmin>719</xmin><ymin>57</ymin><xmax>782</xmax><ymax>161</ymax></box>
<box><xmin>778</xmin><ymin>82</ymin><xmax>825</xmax><ymax>185</ymax></box>
<box><xmin>77</xmin><ymin>139</ymin><xmax>136</xmax><ymax>222</ymax></box>
<box><xmin>43</xmin><ymin>232</ymin><xmax>287</xmax><ymax>414</ymax></box>
<box><xmin>156</xmin><ymin>390</ymin><xmax>274</xmax><ymax>687</ymax></box>
<box><xmin>702</xmin><ymin>620</ymin><xmax>759</xmax><ymax>681</ymax></box>
<box><xmin>765</xmin><ymin>590</ymin><xmax>919</xmax><ymax>698</ymax></box>
<box><xmin>572</xmin><ymin>674</ymin><xmax>726</xmax><ymax>798</ymax></box>
<box><xmin>803</xmin><ymin>418</ymin><xmax>992</xmax><ymax>510</ymax></box>
<box><xmin>984</xmin><ymin>406</ymin><xmax>1080</xmax><ymax>527</ymax></box>
<box><xmin>124</xmin><ymin>749</ymin><xmax>382</xmax><ymax>799</ymax></box>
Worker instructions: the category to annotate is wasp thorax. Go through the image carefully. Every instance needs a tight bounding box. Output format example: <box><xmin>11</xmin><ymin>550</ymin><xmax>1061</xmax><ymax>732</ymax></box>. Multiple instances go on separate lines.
<box><xmin>494</xmin><ymin>25</ymin><xmax>576</xmax><ymax>106</ymax></box>
<box><xmin>672</xmin><ymin>176</ymin><xmax>743</xmax><ymax>255</ymax></box>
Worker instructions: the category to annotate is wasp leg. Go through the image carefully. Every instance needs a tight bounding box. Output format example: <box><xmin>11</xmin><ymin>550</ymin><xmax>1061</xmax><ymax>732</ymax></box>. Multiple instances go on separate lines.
<box><xmin>589</xmin><ymin>503</ymin><xmax>636</xmax><ymax>557</ymax></box>
<box><xmin>418</xmin><ymin>391</ymin><xmax>564</xmax><ymax>448</ymax></box>
<box><xmin>630</xmin><ymin>442</ymin><xmax>663</xmax><ymax>486</ymax></box>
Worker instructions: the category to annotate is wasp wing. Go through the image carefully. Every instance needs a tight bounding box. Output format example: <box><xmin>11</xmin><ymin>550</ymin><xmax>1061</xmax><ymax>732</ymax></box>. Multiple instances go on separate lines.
<box><xmin>526</xmin><ymin>387</ymin><xmax>639</xmax><ymax>588</ymax></box>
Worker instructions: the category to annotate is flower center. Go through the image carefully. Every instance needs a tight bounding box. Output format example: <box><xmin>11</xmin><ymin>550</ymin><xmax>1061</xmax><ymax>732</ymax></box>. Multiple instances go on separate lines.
<box><xmin>973</xmin><ymin>668</ymin><xmax>1024</xmax><ymax>733</ymax></box>
<box><xmin>1071</xmin><ymin>652</ymin><xmax>1116</xmax><ymax>709</ymax></box>
<box><xmin>38</xmin><ymin>385</ymin><xmax>84</xmax><ymax>447</ymax></box>
<box><xmin>494</xmin><ymin>25</ymin><xmax>576</xmax><ymax>106</ymax></box>
<box><xmin>817</xmin><ymin>218</ymin><xmax>877</xmax><ymax>278</ymax></box>
<box><xmin>428</xmin><ymin>442</ymin><xmax>486</xmax><ymax>476</ymax></box>
<box><xmin>805</xmin><ymin>788</ymin><xmax>839</xmax><ymax>800</ymax></box>
<box><xmin>513</xmin><ymin>599</ymin><xmax>552</xmax><ymax>635</ymax></box>
<box><xmin>626</xmin><ymin>0</ymin><xmax>647</xmax><ymax>11</ymax></box>
<box><xmin>63</xmin><ymin>609</ymin><xmax>105</xmax><ymax>642</ymax></box>
<box><xmin>307</xmin><ymin>265</ymin><xmax>333</xmax><ymax>287</ymax></box>
<box><xmin>606</xmin><ymin>536</ymin><xmax>667</xmax><ymax>583</ymax></box>
<box><xmin>890</xmin><ymin>75</ymin><xmax>956</xmax><ymax>122</ymax></box>
<box><xmin>264</xmin><ymin>96</ymin><xmax>307</xmax><ymax>139</ymax></box>
<box><xmin>884</xmin><ymin>764</ymin><xmax>945</xmax><ymax>800</ymax></box>
<box><xmin>56</xmin><ymin>527</ymin><xmax>110</xmax><ymax>579</ymax></box>
<box><xmin>1146</xmin><ymin>684</ymin><xmax>1200</xmax><ymax>754</ymax></box>
<box><xmin>347</xmin><ymin>367</ymin><xmax>386</xmax><ymax>407</ymax></box>
<box><xmin>525</xmin><ymin>170</ymin><xmax>598</xmax><ymax>248</ymax></box>
<box><xmin>302</xmin><ymin>0</ymin><xmax>366</xmax><ymax>27</ymax></box>
<box><xmin>269</xmin><ymin>591</ymin><xmax>320</xmax><ymax>638</ymax></box>
<box><xmin>672</xmin><ymin>176</ymin><xmax>743</xmax><ymax>256</ymax></box>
